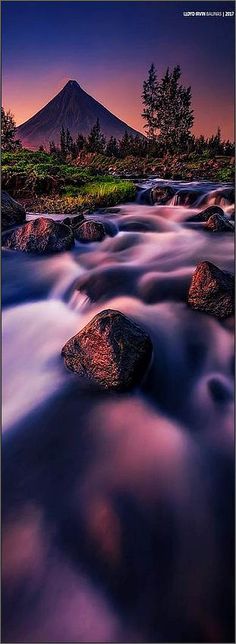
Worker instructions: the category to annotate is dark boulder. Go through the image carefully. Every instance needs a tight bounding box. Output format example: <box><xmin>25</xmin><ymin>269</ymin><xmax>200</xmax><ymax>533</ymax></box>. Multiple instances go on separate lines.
<box><xmin>186</xmin><ymin>205</ymin><xmax>226</xmax><ymax>224</ymax></box>
<box><xmin>173</xmin><ymin>189</ymin><xmax>201</xmax><ymax>206</ymax></box>
<box><xmin>198</xmin><ymin>205</ymin><xmax>225</xmax><ymax>221</ymax></box>
<box><xmin>61</xmin><ymin>309</ymin><xmax>153</xmax><ymax>391</ymax></box>
<box><xmin>188</xmin><ymin>261</ymin><xmax>234</xmax><ymax>319</ymax></box>
<box><xmin>2</xmin><ymin>217</ymin><xmax>74</xmax><ymax>254</ymax></box>
<box><xmin>70</xmin><ymin>214</ymin><xmax>85</xmax><ymax>227</ymax></box>
<box><xmin>205</xmin><ymin>213</ymin><xmax>234</xmax><ymax>232</ymax></box>
<box><xmin>1</xmin><ymin>191</ymin><xmax>26</xmax><ymax>230</ymax></box>
<box><xmin>63</xmin><ymin>217</ymin><xmax>72</xmax><ymax>227</ymax></box>
<box><xmin>74</xmin><ymin>220</ymin><xmax>106</xmax><ymax>242</ymax></box>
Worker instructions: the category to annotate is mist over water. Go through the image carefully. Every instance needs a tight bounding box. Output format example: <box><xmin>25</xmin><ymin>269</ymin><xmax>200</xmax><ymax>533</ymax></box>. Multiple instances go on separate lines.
<box><xmin>2</xmin><ymin>180</ymin><xmax>234</xmax><ymax>643</ymax></box>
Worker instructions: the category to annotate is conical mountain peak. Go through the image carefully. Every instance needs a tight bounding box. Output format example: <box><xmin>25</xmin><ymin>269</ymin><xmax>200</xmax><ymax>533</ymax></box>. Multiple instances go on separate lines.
<box><xmin>17</xmin><ymin>80</ymin><xmax>143</xmax><ymax>150</ymax></box>
<box><xmin>64</xmin><ymin>80</ymin><xmax>81</xmax><ymax>89</ymax></box>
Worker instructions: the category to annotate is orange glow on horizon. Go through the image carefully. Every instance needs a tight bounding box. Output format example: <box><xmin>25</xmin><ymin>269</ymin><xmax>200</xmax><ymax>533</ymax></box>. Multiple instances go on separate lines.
<box><xmin>2</xmin><ymin>73</ymin><xmax>234</xmax><ymax>141</ymax></box>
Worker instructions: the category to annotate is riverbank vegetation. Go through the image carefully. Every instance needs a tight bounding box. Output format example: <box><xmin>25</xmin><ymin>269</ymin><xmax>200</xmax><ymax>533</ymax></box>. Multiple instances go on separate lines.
<box><xmin>1</xmin><ymin>63</ymin><xmax>234</xmax><ymax>212</ymax></box>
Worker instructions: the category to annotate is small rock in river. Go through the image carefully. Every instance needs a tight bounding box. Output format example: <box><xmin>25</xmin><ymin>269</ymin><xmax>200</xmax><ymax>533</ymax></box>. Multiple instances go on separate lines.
<box><xmin>205</xmin><ymin>213</ymin><xmax>234</xmax><ymax>232</ymax></box>
<box><xmin>74</xmin><ymin>220</ymin><xmax>106</xmax><ymax>242</ymax></box>
<box><xmin>61</xmin><ymin>309</ymin><xmax>153</xmax><ymax>391</ymax></box>
<box><xmin>188</xmin><ymin>261</ymin><xmax>234</xmax><ymax>319</ymax></box>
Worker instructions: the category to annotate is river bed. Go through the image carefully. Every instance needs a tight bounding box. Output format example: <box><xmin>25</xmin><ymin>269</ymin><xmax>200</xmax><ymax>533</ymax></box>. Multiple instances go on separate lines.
<box><xmin>2</xmin><ymin>179</ymin><xmax>234</xmax><ymax>643</ymax></box>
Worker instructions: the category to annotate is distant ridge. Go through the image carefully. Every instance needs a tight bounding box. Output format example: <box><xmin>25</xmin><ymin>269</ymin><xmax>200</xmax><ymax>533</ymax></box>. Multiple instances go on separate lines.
<box><xmin>16</xmin><ymin>80</ymin><xmax>143</xmax><ymax>150</ymax></box>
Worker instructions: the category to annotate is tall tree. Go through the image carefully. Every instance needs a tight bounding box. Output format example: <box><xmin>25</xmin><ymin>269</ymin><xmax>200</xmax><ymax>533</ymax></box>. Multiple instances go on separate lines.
<box><xmin>60</xmin><ymin>125</ymin><xmax>66</xmax><ymax>158</ymax></box>
<box><xmin>155</xmin><ymin>65</ymin><xmax>194</xmax><ymax>153</ymax></box>
<box><xmin>66</xmin><ymin>128</ymin><xmax>74</xmax><ymax>155</ymax></box>
<box><xmin>119</xmin><ymin>130</ymin><xmax>132</xmax><ymax>158</ymax></box>
<box><xmin>86</xmin><ymin>118</ymin><xmax>106</xmax><ymax>153</ymax></box>
<box><xmin>208</xmin><ymin>126</ymin><xmax>222</xmax><ymax>155</ymax></box>
<box><xmin>1</xmin><ymin>108</ymin><xmax>21</xmax><ymax>151</ymax></box>
<box><xmin>142</xmin><ymin>63</ymin><xmax>158</xmax><ymax>140</ymax></box>
<box><xmin>106</xmin><ymin>136</ymin><xmax>119</xmax><ymax>157</ymax></box>
<box><xmin>76</xmin><ymin>133</ymin><xmax>86</xmax><ymax>154</ymax></box>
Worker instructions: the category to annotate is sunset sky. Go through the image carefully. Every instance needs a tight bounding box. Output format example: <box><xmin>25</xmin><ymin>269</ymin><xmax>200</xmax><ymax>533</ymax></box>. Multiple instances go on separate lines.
<box><xmin>2</xmin><ymin>1</ymin><xmax>235</xmax><ymax>140</ymax></box>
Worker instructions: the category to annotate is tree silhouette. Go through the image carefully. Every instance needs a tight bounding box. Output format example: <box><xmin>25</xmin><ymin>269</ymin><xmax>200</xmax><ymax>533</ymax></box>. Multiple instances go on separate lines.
<box><xmin>142</xmin><ymin>64</ymin><xmax>194</xmax><ymax>153</ymax></box>
<box><xmin>1</xmin><ymin>108</ymin><xmax>21</xmax><ymax>151</ymax></box>
<box><xmin>106</xmin><ymin>136</ymin><xmax>119</xmax><ymax>157</ymax></box>
<box><xmin>142</xmin><ymin>64</ymin><xmax>158</xmax><ymax>140</ymax></box>
<box><xmin>87</xmin><ymin>119</ymin><xmax>106</xmax><ymax>153</ymax></box>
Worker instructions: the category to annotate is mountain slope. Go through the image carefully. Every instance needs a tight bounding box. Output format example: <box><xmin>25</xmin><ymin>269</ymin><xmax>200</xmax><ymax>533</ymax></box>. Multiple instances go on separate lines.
<box><xmin>16</xmin><ymin>80</ymin><xmax>142</xmax><ymax>149</ymax></box>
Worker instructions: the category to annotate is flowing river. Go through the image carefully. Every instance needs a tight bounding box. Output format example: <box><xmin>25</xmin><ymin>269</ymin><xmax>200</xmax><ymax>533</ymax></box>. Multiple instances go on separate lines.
<box><xmin>2</xmin><ymin>179</ymin><xmax>234</xmax><ymax>643</ymax></box>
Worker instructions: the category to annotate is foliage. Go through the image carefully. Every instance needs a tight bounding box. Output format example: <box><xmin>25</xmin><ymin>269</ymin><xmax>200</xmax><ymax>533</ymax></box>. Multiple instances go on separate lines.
<box><xmin>25</xmin><ymin>179</ymin><xmax>136</xmax><ymax>213</ymax></box>
<box><xmin>1</xmin><ymin>149</ymin><xmax>136</xmax><ymax>212</ymax></box>
<box><xmin>142</xmin><ymin>64</ymin><xmax>194</xmax><ymax>153</ymax></box>
<box><xmin>1</xmin><ymin>107</ymin><xmax>22</xmax><ymax>151</ymax></box>
<box><xmin>86</xmin><ymin>118</ymin><xmax>106</xmax><ymax>153</ymax></box>
<box><xmin>142</xmin><ymin>63</ymin><xmax>159</xmax><ymax>140</ymax></box>
<box><xmin>106</xmin><ymin>136</ymin><xmax>119</xmax><ymax>157</ymax></box>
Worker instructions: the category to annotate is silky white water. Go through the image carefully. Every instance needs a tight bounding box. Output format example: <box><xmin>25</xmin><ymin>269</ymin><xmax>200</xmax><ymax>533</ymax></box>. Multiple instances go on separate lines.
<box><xmin>2</xmin><ymin>180</ymin><xmax>234</xmax><ymax>643</ymax></box>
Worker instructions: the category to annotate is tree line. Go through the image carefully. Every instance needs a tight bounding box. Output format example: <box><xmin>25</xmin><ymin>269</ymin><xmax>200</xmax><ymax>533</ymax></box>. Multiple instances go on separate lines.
<box><xmin>48</xmin><ymin>119</ymin><xmax>148</xmax><ymax>159</ymax></box>
<box><xmin>1</xmin><ymin>63</ymin><xmax>234</xmax><ymax>157</ymax></box>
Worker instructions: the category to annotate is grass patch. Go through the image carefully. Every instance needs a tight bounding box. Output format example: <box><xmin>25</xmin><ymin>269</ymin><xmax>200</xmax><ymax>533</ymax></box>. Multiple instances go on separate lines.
<box><xmin>26</xmin><ymin>179</ymin><xmax>136</xmax><ymax>213</ymax></box>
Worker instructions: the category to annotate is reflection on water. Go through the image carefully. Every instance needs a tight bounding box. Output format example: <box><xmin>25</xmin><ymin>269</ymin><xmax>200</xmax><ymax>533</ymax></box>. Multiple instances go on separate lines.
<box><xmin>2</xmin><ymin>180</ymin><xmax>234</xmax><ymax>642</ymax></box>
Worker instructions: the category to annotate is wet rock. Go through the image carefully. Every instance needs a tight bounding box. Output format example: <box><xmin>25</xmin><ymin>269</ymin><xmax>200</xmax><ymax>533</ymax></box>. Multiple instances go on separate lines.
<box><xmin>63</xmin><ymin>217</ymin><xmax>72</xmax><ymax>227</ymax></box>
<box><xmin>61</xmin><ymin>309</ymin><xmax>153</xmax><ymax>391</ymax></box>
<box><xmin>1</xmin><ymin>191</ymin><xmax>26</xmax><ymax>230</ymax></box>
<box><xmin>151</xmin><ymin>185</ymin><xmax>175</xmax><ymax>205</ymax></box>
<box><xmin>138</xmin><ymin>187</ymin><xmax>153</xmax><ymax>205</ymax></box>
<box><xmin>188</xmin><ymin>261</ymin><xmax>234</xmax><ymax>319</ymax></box>
<box><xmin>198</xmin><ymin>205</ymin><xmax>225</xmax><ymax>221</ymax></box>
<box><xmin>186</xmin><ymin>205</ymin><xmax>226</xmax><ymax>224</ymax></box>
<box><xmin>173</xmin><ymin>189</ymin><xmax>201</xmax><ymax>206</ymax></box>
<box><xmin>2</xmin><ymin>217</ymin><xmax>74</xmax><ymax>254</ymax></box>
<box><xmin>70</xmin><ymin>214</ymin><xmax>85</xmax><ymax>227</ymax></box>
<box><xmin>74</xmin><ymin>220</ymin><xmax>106</xmax><ymax>242</ymax></box>
<box><xmin>205</xmin><ymin>213</ymin><xmax>234</xmax><ymax>232</ymax></box>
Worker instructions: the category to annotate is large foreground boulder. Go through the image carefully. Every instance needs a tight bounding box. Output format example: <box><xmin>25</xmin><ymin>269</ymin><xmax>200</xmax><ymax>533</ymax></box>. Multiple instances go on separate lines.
<box><xmin>75</xmin><ymin>220</ymin><xmax>106</xmax><ymax>242</ymax></box>
<box><xmin>205</xmin><ymin>213</ymin><xmax>234</xmax><ymax>232</ymax></box>
<box><xmin>1</xmin><ymin>191</ymin><xmax>26</xmax><ymax>230</ymax></box>
<box><xmin>2</xmin><ymin>217</ymin><xmax>74</xmax><ymax>254</ymax></box>
<box><xmin>62</xmin><ymin>309</ymin><xmax>153</xmax><ymax>391</ymax></box>
<box><xmin>188</xmin><ymin>261</ymin><xmax>234</xmax><ymax>319</ymax></box>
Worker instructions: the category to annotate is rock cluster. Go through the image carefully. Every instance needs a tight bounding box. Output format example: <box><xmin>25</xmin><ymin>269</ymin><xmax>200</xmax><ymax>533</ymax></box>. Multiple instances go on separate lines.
<box><xmin>188</xmin><ymin>261</ymin><xmax>234</xmax><ymax>319</ymax></box>
<box><xmin>62</xmin><ymin>309</ymin><xmax>153</xmax><ymax>391</ymax></box>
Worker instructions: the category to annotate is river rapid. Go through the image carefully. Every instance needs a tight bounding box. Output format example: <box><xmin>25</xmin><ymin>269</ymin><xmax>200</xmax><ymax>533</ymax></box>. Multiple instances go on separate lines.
<box><xmin>2</xmin><ymin>179</ymin><xmax>235</xmax><ymax>643</ymax></box>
